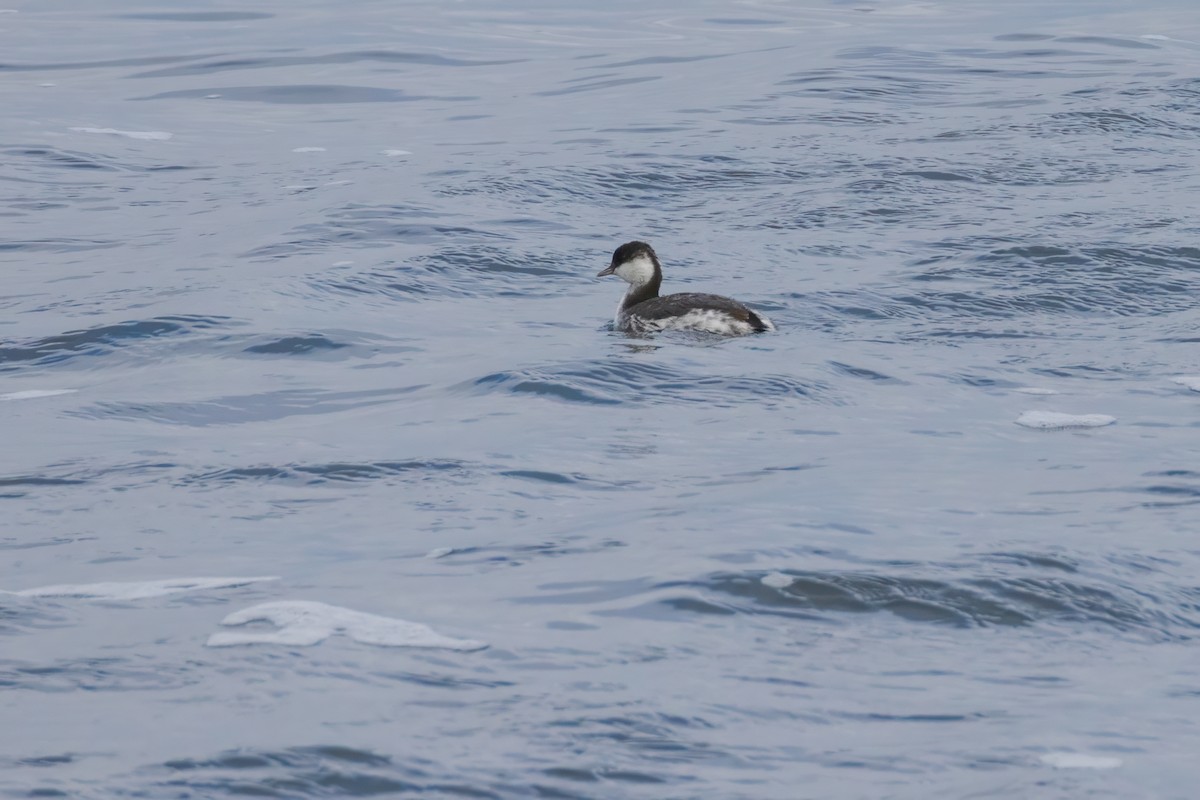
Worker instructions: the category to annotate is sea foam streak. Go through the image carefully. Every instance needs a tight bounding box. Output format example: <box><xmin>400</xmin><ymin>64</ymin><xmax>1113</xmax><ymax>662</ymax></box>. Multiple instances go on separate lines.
<box><xmin>7</xmin><ymin>576</ymin><xmax>279</xmax><ymax>600</ymax></box>
<box><xmin>1015</xmin><ymin>411</ymin><xmax>1115</xmax><ymax>430</ymax></box>
<box><xmin>70</xmin><ymin>127</ymin><xmax>173</xmax><ymax>141</ymax></box>
<box><xmin>1172</xmin><ymin>376</ymin><xmax>1200</xmax><ymax>392</ymax></box>
<box><xmin>0</xmin><ymin>389</ymin><xmax>77</xmax><ymax>402</ymax></box>
<box><xmin>206</xmin><ymin>600</ymin><xmax>487</xmax><ymax>650</ymax></box>
<box><xmin>1039</xmin><ymin>752</ymin><xmax>1122</xmax><ymax>769</ymax></box>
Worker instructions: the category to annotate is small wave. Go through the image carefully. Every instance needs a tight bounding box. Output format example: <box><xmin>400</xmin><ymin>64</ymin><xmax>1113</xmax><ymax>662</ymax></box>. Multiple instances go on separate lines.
<box><xmin>648</xmin><ymin>564</ymin><xmax>1194</xmax><ymax>638</ymax></box>
<box><xmin>0</xmin><ymin>315</ymin><xmax>228</xmax><ymax>372</ymax></box>
<box><xmin>5</xmin><ymin>576</ymin><xmax>278</xmax><ymax>600</ymax></box>
<box><xmin>0</xmin><ymin>656</ymin><xmax>201</xmax><ymax>692</ymax></box>
<box><xmin>307</xmin><ymin>242</ymin><xmax>579</xmax><ymax>299</ymax></box>
<box><xmin>149</xmin><ymin>746</ymin><xmax>492</xmax><ymax>798</ymax></box>
<box><xmin>471</xmin><ymin>358</ymin><xmax>832</xmax><ymax>408</ymax></box>
<box><xmin>4</xmin><ymin>145</ymin><xmax>197</xmax><ymax>173</ymax></box>
<box><xmin>71</xmin><ymin>386</ymin><xmax>423</xmax><ymax>427</ymax></box>
<box><xmin>181</xmin><ymin>459</ymin><xmax>469</xmax><ymax>487</ymax></box>
<box><xmin>133</xmin><ymin>85</ymin><xmax>476</xmax><ymax>104</ymax></box>
<box><xmin>240</xmin><ymin>335</ymin><xmax>350</xmax><ymax>356</ymax></box>
<box><xmin>129</xmin><ymin>50</ymin><xmax>521</xmax><ymax>79</ymax></box>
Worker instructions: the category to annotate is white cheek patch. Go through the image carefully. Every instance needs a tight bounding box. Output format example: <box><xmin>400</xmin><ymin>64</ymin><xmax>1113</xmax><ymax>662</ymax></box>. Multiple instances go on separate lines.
<box><xmin>615</xmin><ymin>254</ymin><xmax>655</xmax><ymax>285</ymax></box>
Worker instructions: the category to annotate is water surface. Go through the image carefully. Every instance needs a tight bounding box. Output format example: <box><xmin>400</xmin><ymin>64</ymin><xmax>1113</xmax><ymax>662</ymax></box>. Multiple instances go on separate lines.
<box><xmin>3</xmin><ymin>0</ymin><xmax>1200</xmax><ymax>797</ymax></box>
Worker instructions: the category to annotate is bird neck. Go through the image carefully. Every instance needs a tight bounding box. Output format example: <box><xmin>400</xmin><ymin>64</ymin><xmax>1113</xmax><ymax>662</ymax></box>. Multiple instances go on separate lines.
<box><xmin>621</xmin><ymin>275</ymin><xmax>661</xmax><ymax>310</ymax></box>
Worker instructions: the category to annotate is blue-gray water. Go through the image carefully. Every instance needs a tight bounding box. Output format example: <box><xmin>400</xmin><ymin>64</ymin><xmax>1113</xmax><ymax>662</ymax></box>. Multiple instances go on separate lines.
<box><xmin>3</xmin><ymin>0</ymin><xmax>1200</xmax><ymax>797</ymax></box>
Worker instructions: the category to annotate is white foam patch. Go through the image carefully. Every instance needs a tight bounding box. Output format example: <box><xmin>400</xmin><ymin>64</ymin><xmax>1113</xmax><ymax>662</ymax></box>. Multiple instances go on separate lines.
<box><xmin>1013</xmin><ymin>387</ymin><xmax>1058</xmax><ymax>396</ymax></box>
<box><xmin>425</xmin><ymin>547</ymin><xmax>458</xmax><ymax>559</ymax></box>
<box><xmin>292</xmin><ymin>146</ymin><xmax>325</xmax><ymax>153</ymax></box>
<box><xmin>761</xmin><ymin>572</ymin><xmax>794</xmax><ymax>589</ymax></box>
<box><xmin>0</xmin><ymin>389</ymin><xmax>77</xmax><ymax>402</ymax></box>
<box><xmin>1171</xmin><ymin>376</ymin><xmax>1200</xmax><ymax>393</ymax></box>
<box><xmin>70</xmin><ymin>127</ymin><xmax>173</xmax><ymax>141</ymax></box>
<box><xmin>206</xmin><ymin>600</ymin><xmax>487</xmax><ymax>650</ymax></box>
<box><xmin>7</xmin><ymin>576</ymin><xmax>278</xmax><ymax>600</ymax></box>
<box><xmin>382</xmin><ymin>149</ymin><xmax>412</xmax><ymax>156</ymax></box>
<box><xmin>1039</xmin><ymin>752</ymin><xmax>1122</xmax><ymax>769</ymax></box>
<box><xmin>1015</xmin><ymin>411</ymin><xmax>1115</xmax><ymax>430</ymax></box>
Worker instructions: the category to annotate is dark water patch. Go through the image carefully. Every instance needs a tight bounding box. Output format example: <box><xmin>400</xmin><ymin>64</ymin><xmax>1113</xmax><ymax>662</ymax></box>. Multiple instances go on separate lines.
<box><xmin>1</xmin><ymin>145</ymin><xmax>196</xmax><ymax>176</ymax></box>
<box><xmin>0</xmin><ymin>315</ymin><xmax>230</xmax><ymax>372</ymax></box>
<box><xmin>181</xmin><ymin>459</ymin><xmax>470</xmax><ymax>488</ymax></box>
<box><xmin>153</xmin><ymin>746</ymin><xmax>498</xmax><ymax>798</ymax></box>
<box><xmin>442</xmin><ymin>540</ymin><xmax>626</xmax><ymax>571</ymax></box>
<box><xmin>536</xmin><ymin>76</ymin><xmax>661</xmax><ymax>97</ymax></box>
<box><xmin>0</xmin><ymin>54</ymin><xmax>216</xmax><ymax>73</ymax></box>
<box><xmin>131</xmin><ymin>51</ymin><xmax>523</xmax><ymax>79</ymax></box>
<box><xmin>0</xmin><ymin>657</ymin><xmax>200</xmax><ymax>692</ymax></box>
<box><xmin>117</xmin><ymin>11</ymin><xmax>274</xmax><ymax>21</ymax></box>
<box><xmin>435</xmin><ymin>159</ymin><xmax>810</xmax><ymax>212</ymax></box>
<box><xmin>546</xmin><ymin>712</ymin><xmax>724</xmax><ymax>766</ymax></box>
<box><xmin>374</xmin><ymin>670</ymin><xmax>516</xmax><ymax>690</ymax></box>
<box><xmin>471</xmin><ymin>359</ymin><xmax>834</xmax><ymax>408</ymax></box>
<box><xmin>0</xmin><ymin>238</ymin><xmax>118</xmax><ymax>253</ymax></box>
<box><xmin>777</xmin><ymin>66</ymin><xmax>957</xmax><ymax>105</ymax></box>
<box><xmin>0</xmin><ymin>599</ymin><xmax>70</xmax><ymax>635</ymax></box>
<box><xmin>1044</xmin><ymin>109</ymin><xmax>1200</xmax><ymax>139</ymax></box>
<box><xmin>17</xmin><ymin>753</ymin><xmax>76</xmax><ymax>767</ymax></box>
<box><xmin>994</xmin><ymin>33</ymin><xmax>1056</xmax><ymax>42</ymax></box>
<box><xmin>500</xmin><ymin>470</ymin><xmax>640</xmax><ymax>492</ymax></box>
<box><xmin>827</xmin><ymin>361</ymin><xmax>903</xmax><ymax>383</ymax></box>
<box><xmin>589</xmin><ymin>54</ymin><xmax>729</xmax><ymax>69</ymax></box>
<box><xmin>71</xmin><ymin>386</ymin><xmax>424</xmax><ymax>427</ymax></box>
<box><xmin>543</xmin><ymin>766</ymin><xmax>665</xmax><ymax>784</ymax></box>
<box><xmin>887</xmin><ymin>243</ymin><xmax>1200</xmax><ymax>322</ymax></box>
<box><xmin>246</xmin><ymin>203</ymin><xmax>508</xmax><ymax>261</ymax></box>
<box><xmin>3</xmin><ymin>144</ymin><xmax>200</xmax><ymax>176</ymax></box>
<box><xmin>312</xmin><ymin>243</ymin><xmax>576</xmax><ymax>299</ymax></box>
<box><xmin>1056</xmin><ymin>35</ymin><xmax>1160</xmax><ymax>50</ymax></box>
<box><xmin>134</xmin><ymin>85</ymin><xmax>476</xmax><ymax>104</ymax></box>
<box><xmin>242</xmin><ymin>335</ymin><xmax>350</xmax><ymax>356</ymax></box>
<box><xmin>3</xmin><ymin>147</ymin><xmax>122</xmax><ymax>172</ymax></box>
<box><xmin>0</xmin><ymin>476</ymin><xmax>87</xmax><ymax>488</ymax></box>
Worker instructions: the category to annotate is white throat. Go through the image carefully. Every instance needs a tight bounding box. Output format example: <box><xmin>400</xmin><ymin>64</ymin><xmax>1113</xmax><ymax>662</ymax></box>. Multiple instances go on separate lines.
<box><xmin>614</xmin><ymin>253</ymin><xmax>656</xmax><ymax>287</ymax></box>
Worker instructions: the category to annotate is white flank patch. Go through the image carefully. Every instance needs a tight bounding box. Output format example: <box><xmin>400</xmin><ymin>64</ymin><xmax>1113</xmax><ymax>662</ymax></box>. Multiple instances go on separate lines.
<box><xmin>664</xmin><ymin>309</ymin><xmax>752</xmax><ymax>336</ymax></box>
<box><xmin>206</xmin><ymin>600</ymin><xmax>487</xmax><ymax>650</ymax></box>
<box><xmin>760</xmin><ymin>572</ymin><xmax>793</xmax><ymax>589</ymax></box>
<box><xmin>382</xmin><ymin>149</ymin><xmax>412</xmax><ymax>156</ymax></box>
<box><xmin>1013</xmin><ymin>387</ymin><xmax>1058</xmax><ymax>396</ymax></box>
<box><xmin>1171</xmin><ymin>375</ymin><xmax>1200</xmax><ymax>393</ymax></box>
<box><xmin>292</xmin><ymin>146</ymin><xmax>325</xmax><ymax>153</ymax></box>
<box><xmin>70</xmin><ymin>127</ymin><xmax>173</xmax><ymax>141</ymax></box>
<box><xmin>7</xmin><ymin>576</ymin><xmax>279</xmax><ymax>600</ymax></box>
<box><xmin>0</xmin><ymin>389</ymin><xmax>77</xmax><ymax>402</ymax></box>
<box><xmin>1039</xmin><ymin>752</ymin><xmax>1122</xmax><ymax>769</ymax></box>
<box><xmin>1015</xmin><ymin>411</ymin><xmax>1115</xmax><ymax>430</ymax></box>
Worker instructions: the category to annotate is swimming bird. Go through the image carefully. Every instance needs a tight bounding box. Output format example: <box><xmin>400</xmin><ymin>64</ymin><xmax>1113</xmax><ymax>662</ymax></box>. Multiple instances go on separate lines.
<box><xmin>597</xmin><ymin>241</ymin><xmax>774</xmax><ymax>335</ymax></box>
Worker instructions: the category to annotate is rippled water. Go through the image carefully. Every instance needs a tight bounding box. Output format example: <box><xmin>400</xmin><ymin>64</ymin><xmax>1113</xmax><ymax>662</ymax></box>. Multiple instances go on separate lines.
<box><xmin>4</xmin><ymin>0</ymin><xmax>1200</xmax><ymax>797</ymax></box>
